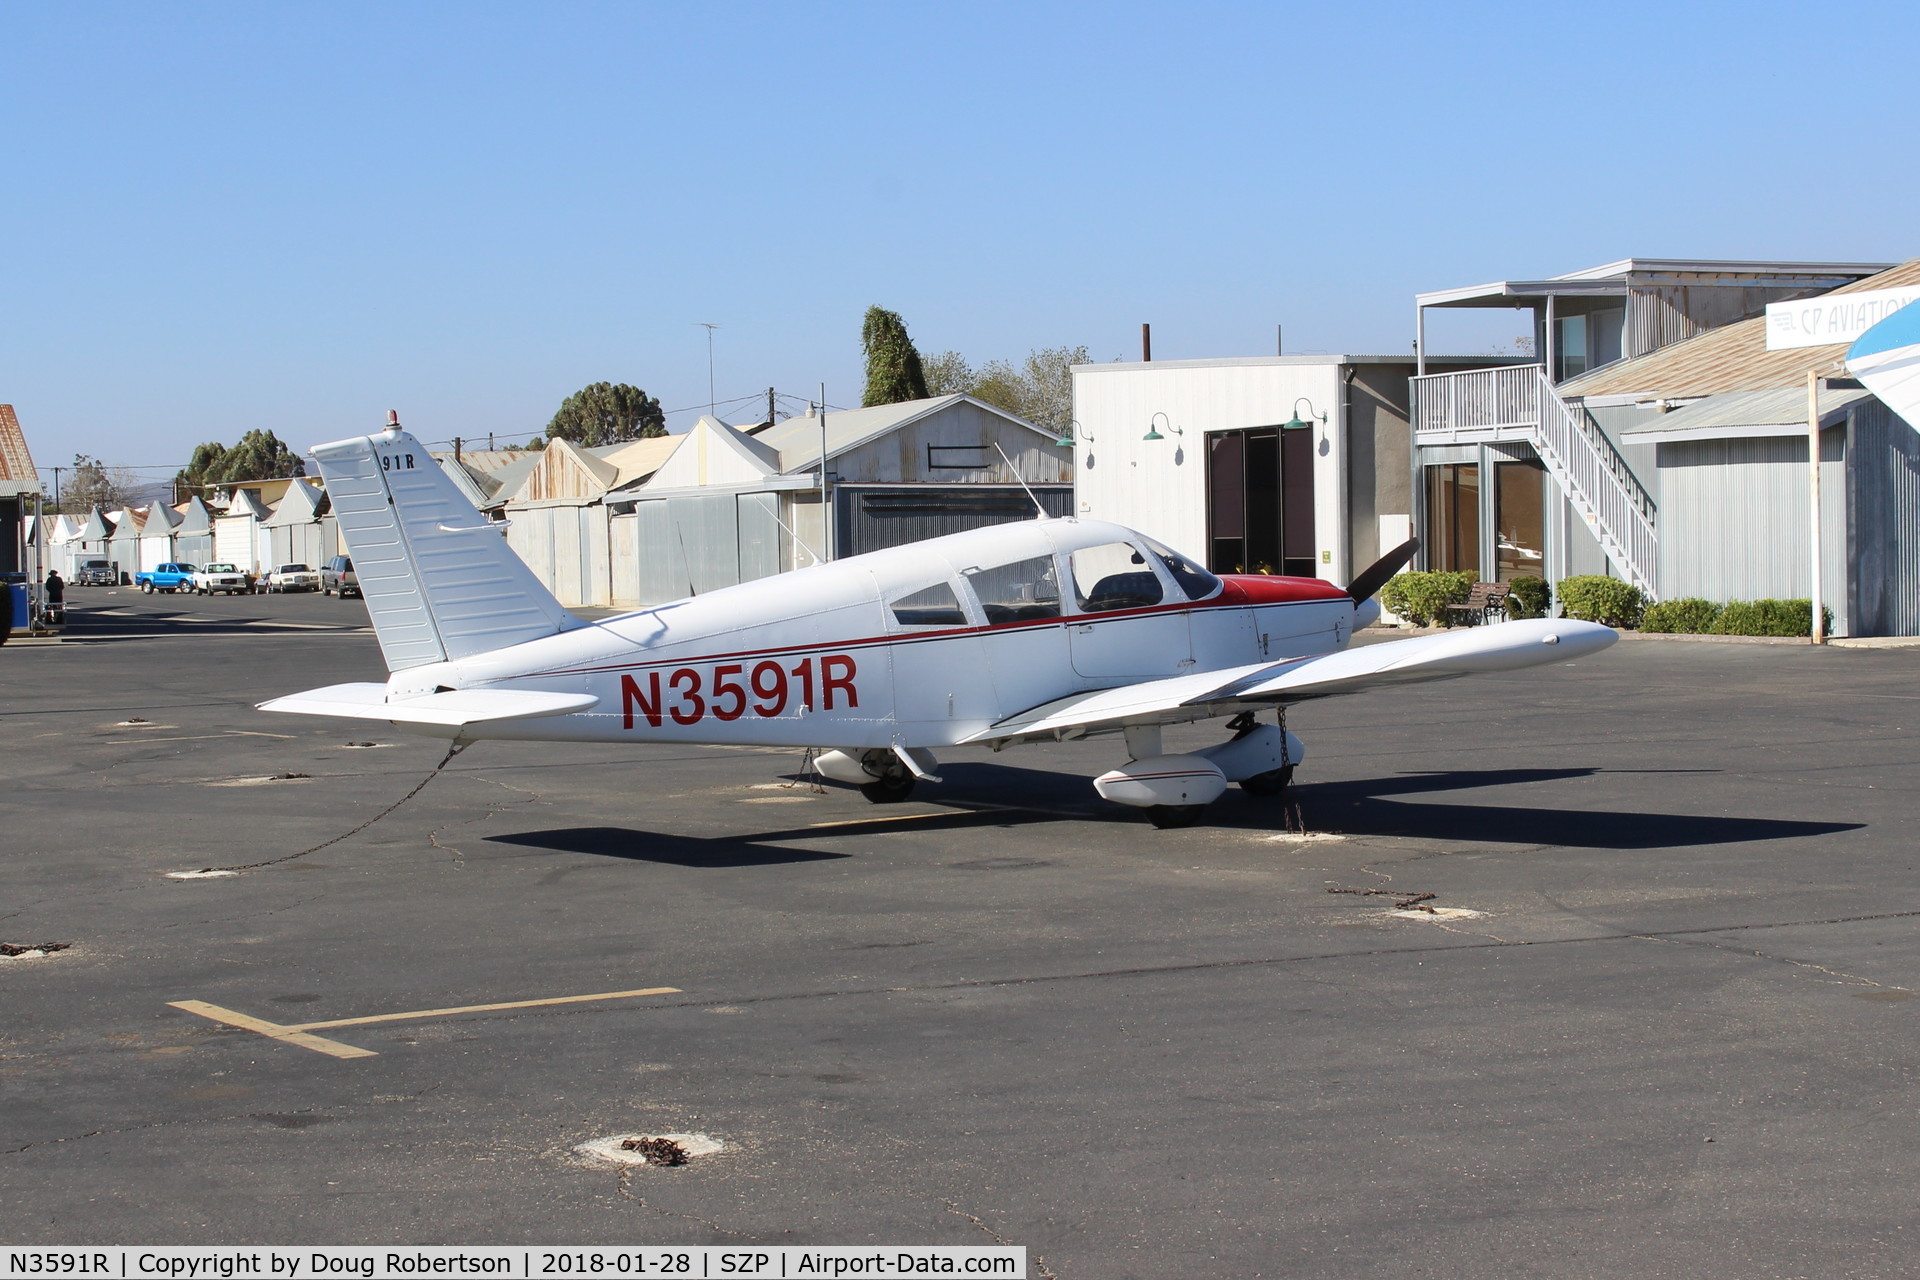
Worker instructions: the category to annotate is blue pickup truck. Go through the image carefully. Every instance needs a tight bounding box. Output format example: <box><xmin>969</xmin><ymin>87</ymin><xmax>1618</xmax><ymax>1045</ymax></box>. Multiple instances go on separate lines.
<box><xmin>135</xmin><ymin>563</ymin><xmax>198</xmax><ymax>594</ymax></box>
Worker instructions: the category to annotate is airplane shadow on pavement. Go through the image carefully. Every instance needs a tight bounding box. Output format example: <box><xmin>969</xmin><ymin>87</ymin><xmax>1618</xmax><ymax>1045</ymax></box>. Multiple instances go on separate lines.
<box><xmin>921</xmin><ymin>762</ymin><xmax>1865</xmax><ymax>852</ymax></box>
<box><xmin>484</xmin><ymin>765</ymin><xmax>1863</xmax><ymax>864</ymax></box>
<box><xmin>486</xmin><ymin>826</ymin><xmax>852</xmax><ymax>868</ymax></box>
<box><xmin>1255</xmin><ymin>766</ymin><xmax>1864</xmax><ymax>850</ymax></box>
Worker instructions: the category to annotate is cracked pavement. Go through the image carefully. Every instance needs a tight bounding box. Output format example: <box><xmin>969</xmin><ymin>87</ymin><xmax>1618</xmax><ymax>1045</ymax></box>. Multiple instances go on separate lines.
<box><xmin>4</xmin><ymin>589</ymin><xmax>1920</xmax><ymax>1278</ymax></box>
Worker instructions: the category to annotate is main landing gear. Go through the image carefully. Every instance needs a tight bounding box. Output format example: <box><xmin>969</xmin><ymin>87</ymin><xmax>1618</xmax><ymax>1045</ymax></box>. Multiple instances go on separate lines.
<box><xmin>812</xmin><ymin>747</ymin><xmax>941</xmax><ymax>805</ymax></box>
<box><xmin>1093</xmin><ymin>714</ymin><xmax>1304</xmax><ymax>827</ymax></box>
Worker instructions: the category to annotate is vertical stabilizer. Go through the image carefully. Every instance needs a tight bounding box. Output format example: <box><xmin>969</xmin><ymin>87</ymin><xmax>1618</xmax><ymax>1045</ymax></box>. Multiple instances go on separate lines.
<box><xmin>1849</xmin><ymin>298</ymin><xmax>1920</xmax><ymax>434</ymax></box>
<box><xmin>311</xmin><ymin>424</ymin><xmax>576</xmax><ymax>671</ymax></box>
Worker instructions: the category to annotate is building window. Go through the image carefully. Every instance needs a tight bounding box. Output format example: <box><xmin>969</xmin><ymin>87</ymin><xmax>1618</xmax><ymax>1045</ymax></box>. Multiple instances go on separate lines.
<box><xmin>1424</xmin><ymin>464</ymin><xmax>1480</xmax><ymax>574</ymax></box>
<box><xmin>1494</xmin><ymin>460</ymin><xmax>1545</xmax><ymax>581</ymax></box>
<box><xmin>1556</xmin><ymin>315</ymin><xmax>1588</xmax><ymax>382</ymax></box>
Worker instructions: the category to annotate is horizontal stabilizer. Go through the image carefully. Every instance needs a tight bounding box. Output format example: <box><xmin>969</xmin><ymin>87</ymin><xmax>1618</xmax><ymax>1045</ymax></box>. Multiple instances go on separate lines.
<box><xmin>258</xmin><ymin>682</ymin><xmax>598</xmax><ymax>727</ymax></box>
<box><xmin>968</xmin><ymin>619</ymin><xmax>1615</xmax><ymax>746</ymax></box>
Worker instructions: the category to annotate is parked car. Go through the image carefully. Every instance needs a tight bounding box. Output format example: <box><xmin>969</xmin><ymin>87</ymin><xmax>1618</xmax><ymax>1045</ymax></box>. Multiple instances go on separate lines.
<box><xmin>321</xmin><ymin>555</ymin><xmax>360</xmax><ymax>598</ymax></box>
<box><xmin>264</xmin><ymin>563</ymin><xmax>321</xmax><ymax>593</ymax></box>
<box><xmin>135</xmin><ymin>563</ymin><xmax>198</xmax><ymax>593</ymax></box>
<box><xmin>192</xmin><ymin>563</ymin><xmax>252</xmax><ymax>595</ymax></box>
<box><xmin>75</xmin><ymin>559</ymin><xmax>116</xmax><ymax>587</ymax></box>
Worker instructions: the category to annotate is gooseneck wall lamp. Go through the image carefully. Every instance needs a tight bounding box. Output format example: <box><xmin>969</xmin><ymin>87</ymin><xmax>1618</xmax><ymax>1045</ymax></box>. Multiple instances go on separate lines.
<box><xmin>1053</xmin><ymin>420</ymin><xmax>1092</xmax><ymax>448</ymax></box>
<box><xmin>1143</xmin><ymin>412</ymin><xmax>1183</xmax><ymax>442</ymax></box>
<box><xmin>1284</xmin><ymin>398</ymin><xmax>1328</xmax><ymax>432</ymax></box>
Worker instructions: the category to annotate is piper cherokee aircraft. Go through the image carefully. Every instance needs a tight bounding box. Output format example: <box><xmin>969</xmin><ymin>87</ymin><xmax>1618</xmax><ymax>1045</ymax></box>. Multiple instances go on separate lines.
<box><xmin>260</xmin><ymin>418</ymin><xmax>1617</xmax><ymax>827</ymax></box>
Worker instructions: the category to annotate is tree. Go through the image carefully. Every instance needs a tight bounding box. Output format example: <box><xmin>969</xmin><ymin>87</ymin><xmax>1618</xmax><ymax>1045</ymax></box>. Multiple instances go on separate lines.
<box><xmin>63</xmin><ymin>454</ymin><xmax>137</xmax><ymax>513</ymax></box>
<box><xmin>173</xmin><ymin>429</ymin><xmax>305</xmax><ymax>500</ymax></box>
<box><xmin>860</xmin><ymin>307</ymin><xmax>930</xmax><ymax>406</ymax></box>
<box><xmin>546</xmin><ymin>382</ymin><xmax>664</xmax><ymax>446</ymax></box>
<box><xmin>919</xmin><ymin>345</ymin><xmax>1088</xmax><ymax>431</ymax></box>
<box><xmin>921</xmin><ymin>350</ymin><xmax>974</xmax><ymax>396</ymax></box>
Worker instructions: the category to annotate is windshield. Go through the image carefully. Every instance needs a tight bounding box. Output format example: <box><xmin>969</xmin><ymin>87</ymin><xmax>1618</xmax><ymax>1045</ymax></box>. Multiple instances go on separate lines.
<box><xmin>206</xmin><ymin>564</ymin><xmax>236</xmax><ymax>573</ymax></box>
<box><xmin>1137</xmin><ymin>536</ymin><xmax>1220</xmax><ymax>601</ymax></box>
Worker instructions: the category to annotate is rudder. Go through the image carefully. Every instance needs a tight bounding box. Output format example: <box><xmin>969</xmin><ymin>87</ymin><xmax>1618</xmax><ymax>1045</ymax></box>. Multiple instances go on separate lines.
<box><xmin>311</xmin><ymin>422</ymin><xmax>577</xmax><ymax>671</ymax></box>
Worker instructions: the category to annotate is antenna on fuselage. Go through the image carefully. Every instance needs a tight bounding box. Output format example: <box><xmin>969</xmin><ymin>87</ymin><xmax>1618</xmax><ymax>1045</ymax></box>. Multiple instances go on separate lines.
<box><xmin>990</xmin><ymin>441</ymin><xmax>1050</xmax><ymax>520</ymax></box>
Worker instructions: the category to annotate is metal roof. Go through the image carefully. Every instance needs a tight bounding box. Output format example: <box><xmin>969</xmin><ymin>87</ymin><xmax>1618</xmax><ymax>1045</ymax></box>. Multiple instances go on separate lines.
<box><xmin>753</xmin><ymin>394</ymin><xmax>1053</xmax><ymax>474</ymax></box>
<box><xmin>1417</xmin><ymin>258</ymin><xmax>1893</xmax><ymax>309</ymax></box>
<box><xmin>1077</xmin><ymin>354</ymin><xmax>1518</xmax><ymax>374</ymax></box>
<box><xmin>0</xmin><ymin>404</ymin><xmax>37</xmax><ymax>496</ymax></box>
<box><xmin>1619</xmin><ymin>385</ymin><xmax>1872</xmax><ymax>443</ymax></box>
<box><xmin>1558</xmin><ymin>259</ymin><xmax>1920</xmax><ymax>399</ymax></box>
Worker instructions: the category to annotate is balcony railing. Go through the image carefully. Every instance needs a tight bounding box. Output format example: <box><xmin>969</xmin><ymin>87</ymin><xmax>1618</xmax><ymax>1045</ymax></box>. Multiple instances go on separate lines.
<box><xmin>1411</xmin><ymin>364</ymin><xmax>1657</xmax><ymax>596</ymax></box>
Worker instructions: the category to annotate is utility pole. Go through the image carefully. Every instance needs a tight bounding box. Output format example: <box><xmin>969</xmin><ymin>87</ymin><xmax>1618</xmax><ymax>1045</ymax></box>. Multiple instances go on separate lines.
<box><xmin>52</xmin><ymin>466</ymin><xmax>64</xmax><ymax>514</ymax></box>
<box><xmin>767</xmin><ymin>387</ymin><xmax>776</xmax><ymax>430</ymax></box>
<box><xmin>819</xmin><ymin>382</ymin><xmax>831</xmax><ymax>561</ymax></box>
<box><xmin>1808</xmin><ymin>369</ymin><xmax>1825</xmax><ymax>645</ymax></box>
<box><xmin>697</xmin><ymin>323</ymin><xmax>720</xmax><ymax>418</ymax></box>
<box><xmin>453</xmin><ymin>436</ymin><xmax>463</xmax><ymax>465</ymax></box>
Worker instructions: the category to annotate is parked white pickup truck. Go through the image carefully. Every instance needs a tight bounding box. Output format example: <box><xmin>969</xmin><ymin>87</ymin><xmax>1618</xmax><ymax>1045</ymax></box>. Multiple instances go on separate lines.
<box><xmin>263</xmin><ymin>563</ymin><xmax>321</xmax><ymax>593</ymax></box>
<box><xmin>192</xmin><ymin>563</ymin><xmax>252</xmax><ymax>595</ymax></box>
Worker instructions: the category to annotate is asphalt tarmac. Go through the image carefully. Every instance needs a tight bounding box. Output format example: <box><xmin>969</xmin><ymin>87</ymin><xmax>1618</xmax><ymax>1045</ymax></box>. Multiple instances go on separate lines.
<box><xmin>5</xmin><ymin>587</ymin><xmax>1919</xmax><ymax>1278</ymax></box>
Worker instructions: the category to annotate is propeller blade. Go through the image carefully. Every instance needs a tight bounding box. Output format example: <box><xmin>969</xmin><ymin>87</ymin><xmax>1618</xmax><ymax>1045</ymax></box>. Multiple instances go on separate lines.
<box><xmin>1346</xmin><ymin>537</ymin><xmax>1420</xmax><ymax>604</ymax></box>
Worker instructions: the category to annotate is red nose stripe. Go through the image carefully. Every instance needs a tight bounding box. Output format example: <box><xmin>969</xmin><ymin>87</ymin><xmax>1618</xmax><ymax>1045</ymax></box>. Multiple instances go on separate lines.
<box><xmin>1217</xmin><ymin>575</ymin><xmax>1350</xmax><ymax>605</ymax></box>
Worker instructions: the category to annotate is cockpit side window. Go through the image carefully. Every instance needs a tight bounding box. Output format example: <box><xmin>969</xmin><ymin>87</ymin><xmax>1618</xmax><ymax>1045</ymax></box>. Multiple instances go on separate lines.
<box><xmin>889</xmin><ymin>580</ymin><xmax>968</xmax><ymax>628</ymax></box>
<box><xmin>1139</xmin><ymin>535</ymin><xmax>1221</xmax><ymax>601</ymax></box>
<box><xmin>964</xmin><ymin>555</ymin><xmax>1062</xmax><ymax>625</ymax></box>
<box><xmin>1069</xmin><ymin>541</ymin><xmax>1164</xmax><ymax>613</ymax></box>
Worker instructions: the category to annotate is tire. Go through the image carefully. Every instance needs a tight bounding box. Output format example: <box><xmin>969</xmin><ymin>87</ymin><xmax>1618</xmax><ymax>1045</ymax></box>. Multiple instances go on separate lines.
<box><xmin>1239</xmin><ymin>766</ymin><xmax>1294</xmax><ymax>797</ymax></box>
<box><xmin>859</xmin><ymin>775</ymin><xmax>917</xmax><ymax>804</ymax></box>
<box><xmin>1146</xmin><ymin>804</ymin><xmax>1206</xmax><ymax>829</ymax></box>
<box><xmin>141</xmin><ymin>582</ymin><xmax>153</xmax><ymax>594</ymax></box>
<box><xmin>323</xmin><ymin>585</ymin><xmax>332</xmax><ymax>596</ymax></box>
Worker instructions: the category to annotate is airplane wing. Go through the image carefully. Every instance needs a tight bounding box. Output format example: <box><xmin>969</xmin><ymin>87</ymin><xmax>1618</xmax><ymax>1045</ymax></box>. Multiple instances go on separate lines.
<box><xmin>1848</xmin><ymin>297</ymin><xmax>1920</xmax><ymax>434</ymax></box>
<box><xmin>964</xmin><ymin>618</ymin><xmax>1614</xmax><ymax>748</ymax></box>
<box><xmin>258</xmin><ymin>682</ymin><xmax>598</xmax><ymax>728</ymax></box>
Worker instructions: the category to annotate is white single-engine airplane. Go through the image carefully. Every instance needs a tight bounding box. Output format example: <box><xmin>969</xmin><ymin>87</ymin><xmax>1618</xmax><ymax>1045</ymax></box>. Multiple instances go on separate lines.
<box><xmin>261</xmin><ymin>419</ymin><xmax>1617</xmax><ymax>827</ymax></box>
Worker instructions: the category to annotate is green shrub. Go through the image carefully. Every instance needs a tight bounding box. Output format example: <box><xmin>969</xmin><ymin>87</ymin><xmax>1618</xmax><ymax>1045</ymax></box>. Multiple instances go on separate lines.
<box><xmin>1708</xmin><ymin>598</ymin><xmax>1832</xmax><ymax>637</ymax></box>
<box><xmin>1641</xmin><ymin>598</ymin><xmax>1722</xmax><ymax>633</ymax></box>
<box><xmin>1506</xmin><ymin>575</ymin><xmax>1551</xmax><ymax>619</ymax></box>
<box><xmin>1556</xmin><ymin>575</ymin><xmax>1646</xmax><ymax>629</ymax></box>
<box><xmin>1378</xmin><ymin>570</ymin><xmax>1474</xmax><ymax>627</ymax></box>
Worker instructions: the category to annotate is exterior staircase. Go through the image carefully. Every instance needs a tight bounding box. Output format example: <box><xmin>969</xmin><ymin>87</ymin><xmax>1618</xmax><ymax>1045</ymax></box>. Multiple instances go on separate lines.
<box><xmin>1411</xmin><ymin>364</ymin><xmax>1657</xmax><ymax>597</ymax></box>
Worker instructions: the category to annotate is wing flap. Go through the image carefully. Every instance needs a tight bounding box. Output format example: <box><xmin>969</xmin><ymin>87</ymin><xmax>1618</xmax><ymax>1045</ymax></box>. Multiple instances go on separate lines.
<box><xmin>258</xmin><ymin>682</ymin><xmax>598</xmax><ymax>727</ymax></box>
<box><xmin>967</xmin><ymin>620</ymin><xmax>1614</xmax><ymax>745</ymax></box>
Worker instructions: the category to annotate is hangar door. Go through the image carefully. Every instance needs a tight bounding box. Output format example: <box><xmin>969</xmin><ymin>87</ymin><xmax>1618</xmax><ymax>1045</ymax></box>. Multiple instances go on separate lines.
<box><xmin>837</xmin><ymin>487</ymin><xmax>1072</xmax><ymax>560</ymax></box>
<box><xmin>1206</xmin><ymin>427</ymin><xmax>1314</xmax><ymax>577</ymax></box>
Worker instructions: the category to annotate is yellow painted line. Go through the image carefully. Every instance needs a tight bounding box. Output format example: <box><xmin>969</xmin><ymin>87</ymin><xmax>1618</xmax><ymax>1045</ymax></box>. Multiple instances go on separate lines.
<box><xmin>168</xmin><ymin>986</ymin><xmax>682</xmax><ymax>1058</ymax></box>
<box><xmin>287</xmin><ymin>986</ymin><xmax>682</xmax><ymax>1031</ymax></box>
<box><xmin>168</xmin><ymin>1001</ymin><xmax>377</xmax><ymax>1060</ymax></box>
<box><xmin>802</xmin><ymin>811</ymin><xmax>959</xmax><ymax>831</ymax></box>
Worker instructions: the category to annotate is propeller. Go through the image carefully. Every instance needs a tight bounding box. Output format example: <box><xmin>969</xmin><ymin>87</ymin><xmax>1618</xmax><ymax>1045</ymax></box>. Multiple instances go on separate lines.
<box><xmin>1345</xmin><ymin>537</ymin><xmax>1420</xmax><ymax>605</ymax></box>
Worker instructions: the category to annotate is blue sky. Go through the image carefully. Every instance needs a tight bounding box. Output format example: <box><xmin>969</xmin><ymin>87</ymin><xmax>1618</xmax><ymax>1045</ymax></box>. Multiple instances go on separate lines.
<box><xmin>4</xmin><ymin>1</ymin><xmax>1917</xmax><ymax>478</ymax></box>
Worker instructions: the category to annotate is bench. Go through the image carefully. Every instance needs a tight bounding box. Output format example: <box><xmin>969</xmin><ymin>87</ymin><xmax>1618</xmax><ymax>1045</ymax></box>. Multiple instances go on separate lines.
<box><xmin>1445</xmin><ymin>581</ymin><xmax>1511</xmax><ymax>627</ymax></box>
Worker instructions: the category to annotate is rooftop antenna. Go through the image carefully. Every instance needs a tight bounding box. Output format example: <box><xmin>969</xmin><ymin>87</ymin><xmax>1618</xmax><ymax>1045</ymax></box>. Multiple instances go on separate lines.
<box><xmin>991</xmin><ymin>441</ymin><xmax>1050</xmax><ymax>520</ymax></box>
<box><xmin>697</xmin><ymin>323</ymin><xmax>720</xmax><ymax>418</ymax></box>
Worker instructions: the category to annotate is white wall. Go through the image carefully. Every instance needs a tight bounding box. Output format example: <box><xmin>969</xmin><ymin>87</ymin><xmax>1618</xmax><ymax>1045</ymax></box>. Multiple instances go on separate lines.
<box><xmin>1071</xmin><ymin>358</ymin><xmax>1350</xmax><ymax>579</ymax></box>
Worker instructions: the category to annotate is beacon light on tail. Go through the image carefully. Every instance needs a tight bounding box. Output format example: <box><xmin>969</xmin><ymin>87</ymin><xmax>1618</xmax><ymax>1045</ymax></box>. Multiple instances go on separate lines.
<box><xmin>259</xmin><ymin>418</ymin><xmax>1617</xmax><ymax>828</ymax></box>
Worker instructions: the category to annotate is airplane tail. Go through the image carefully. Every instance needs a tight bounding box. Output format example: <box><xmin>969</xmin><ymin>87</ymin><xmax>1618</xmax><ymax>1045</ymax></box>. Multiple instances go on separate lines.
<box><xmin>310</xmin><ymin>420</ymin><xmax>579</xmax><ymax>672</ymax></box>
<box><xmin>1848</xmin><ymin>297</ymin><xmax>1920</xmax><ymax>434</ymax></box>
